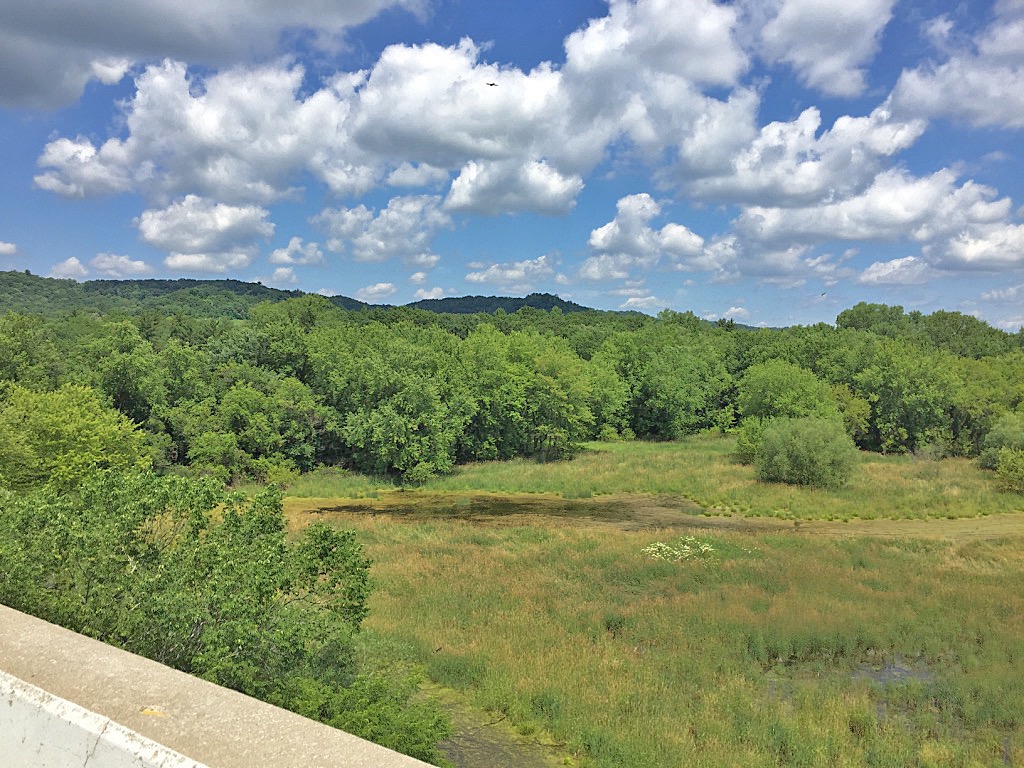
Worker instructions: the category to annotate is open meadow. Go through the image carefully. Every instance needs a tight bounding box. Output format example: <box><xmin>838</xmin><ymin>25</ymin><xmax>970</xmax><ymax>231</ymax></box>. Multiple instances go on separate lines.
<box><xmin>282</xmin><ymin>437</ymin><xmax>1024</xmax><ymax>767</ymax></box>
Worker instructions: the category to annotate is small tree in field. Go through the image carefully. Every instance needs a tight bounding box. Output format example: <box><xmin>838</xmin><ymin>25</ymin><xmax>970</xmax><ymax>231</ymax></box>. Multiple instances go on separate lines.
<box><xmin>979</xmin><ymin>413</ymin><xmax>1024</xmax><ymax>470</ymax></box>
<box><xmin>995</xmin><ymin>448</ymin><xmax>1024</xmax><ymax>494</ymax></box>
<box><xmin>755</xmin><ymin>417</ymin><xmax>858</xmax><ymax>488</ymax></box>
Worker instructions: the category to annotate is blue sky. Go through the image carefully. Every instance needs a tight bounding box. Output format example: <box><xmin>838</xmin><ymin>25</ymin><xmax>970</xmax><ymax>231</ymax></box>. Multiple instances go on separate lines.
<box><xmin>1</xmin><ymin>0</ymin><xmax>1023</xmax><ymax>329</ymax></box>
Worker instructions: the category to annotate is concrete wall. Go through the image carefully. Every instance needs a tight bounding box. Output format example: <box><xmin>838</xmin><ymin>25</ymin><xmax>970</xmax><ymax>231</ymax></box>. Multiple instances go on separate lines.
<box><xmin>0</xmin><ymin>604</ymin><xmax>432</xmax><ymax>768</ymax></box>
<box><xmin>1</xmin><ymin>670</ymin><xmax>202</xmax><ymax>767</ymax></box>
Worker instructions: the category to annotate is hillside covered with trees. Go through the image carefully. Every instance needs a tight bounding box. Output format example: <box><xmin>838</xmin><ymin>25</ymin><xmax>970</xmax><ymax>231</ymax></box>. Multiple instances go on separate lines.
<box><xmin>1</xmin><ymin>271</ymin><xmax>1022</xmax><ymax>488</ymax></box>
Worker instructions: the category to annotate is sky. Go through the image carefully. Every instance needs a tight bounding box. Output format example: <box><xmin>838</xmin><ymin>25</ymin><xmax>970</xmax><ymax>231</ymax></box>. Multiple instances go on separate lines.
<box><xmin>1</xmin><ymin>0</ymin><xmax>1023</xmax><ymax>329</ymax></box>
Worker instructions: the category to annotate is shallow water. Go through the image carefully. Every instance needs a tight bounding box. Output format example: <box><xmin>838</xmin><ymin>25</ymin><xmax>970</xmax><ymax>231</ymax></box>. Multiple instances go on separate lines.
<box><xmin>423</xmin><ymin>684</ymin><xmax>566</xmax><ymax>768</ymax></box>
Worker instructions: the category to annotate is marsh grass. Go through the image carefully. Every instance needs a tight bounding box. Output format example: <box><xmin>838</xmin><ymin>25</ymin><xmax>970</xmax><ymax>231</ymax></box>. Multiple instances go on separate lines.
<box><xmin>285</xmin><ymin>437</ymin><xmax>1023</xmax><ymax>521</ymax></box>
<box><xmin>302</xmin><ymin>511</ymin><xmax>1024</xmax><ymax>768</ymax></box>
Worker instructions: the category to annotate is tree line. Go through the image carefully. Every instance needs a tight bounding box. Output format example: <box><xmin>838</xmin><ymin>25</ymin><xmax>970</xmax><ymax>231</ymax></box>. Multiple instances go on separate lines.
<box><xmin>0</xmin><ymin>292</ymin><xmax>1021</xmax><ymax>486</ymax></box>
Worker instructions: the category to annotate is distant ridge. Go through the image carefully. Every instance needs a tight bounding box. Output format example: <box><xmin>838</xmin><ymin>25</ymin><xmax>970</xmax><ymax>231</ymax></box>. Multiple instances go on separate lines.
<box><xmin>405</xmin><ymin>292</ymin><xmax>590</xmax><ymax>314</ymax></box>
<box><xmin>0</xmin><ymin>272</ymin><xmax>593</xmax><ymax>317</ymax></box>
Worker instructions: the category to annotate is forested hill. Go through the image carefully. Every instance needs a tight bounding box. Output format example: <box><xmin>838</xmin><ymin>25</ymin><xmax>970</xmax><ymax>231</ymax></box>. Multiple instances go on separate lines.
<box><xmin>0</xmin><ymin>271</ymin><xmax>375</xmax><ymax>317</ymax></box>
<box><xmin>406</xmin><ymin>293</ymin><xmax>591</xmax><ymax>314</ymax></box>
<box><xmin>0</xmin><ymin>271</ymin><xmax>593</xmax><ymax>318</ymax></box>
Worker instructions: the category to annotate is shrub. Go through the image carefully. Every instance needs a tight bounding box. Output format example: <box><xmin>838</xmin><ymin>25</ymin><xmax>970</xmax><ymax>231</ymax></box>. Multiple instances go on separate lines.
<box><xmin>755</xmin><ymin>417</ymin><xmax>858</xmax><ymax>488</ymax></box>
<box><xmin>734</xmin><ymin>418</ymin><xmax>768</xmax><ymax>464</ymax></box>
<box><xmin>995</xmin><ymin>448</ymin><xmax>1024</xmax><ymax>494</ymax></box>
<box><xmin>979</xmin><ymin>413</ymin><xmax>1024</xmax><ymax>470</ymax></box>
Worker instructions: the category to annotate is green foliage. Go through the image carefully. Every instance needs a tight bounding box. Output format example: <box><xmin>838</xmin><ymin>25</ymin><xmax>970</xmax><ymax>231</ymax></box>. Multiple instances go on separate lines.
<box><xmin>0</xmin><ymin>383</ymin><xmax>150</xmax><ymax>491</ymax></box>
<box><xmin>593</xmin><ymin>325</ymin><xmax>733</xmax><ymax>440</ymax></box>
<box><xmin>733</xmin><ymin>418</ymin><xmax>767</xmax><ymax>464</ymax></box>
<box><xmin>979</xmin><ymin>412</ymin><xmax>1024</xmax><ymax>469</ymax></box>
<box><xmin>1</xmin><ymin>283</ymin><xmax>1021</xmax><ymax>486</ymax></box>
<box><xmin>738</xmin><ymin>360</ymin><xmax>840</xmax><ymax>423</ymax></box>
<box><xmin>755</xmin><ymin>417</ymin><xmax>858</xmax><ymax>488</ymax></box>
<box><xmin>994</xmin><ymin>448</ymin><xmax>1024</xmax><ymax>494</ymax></box>
<box><xmin>0</xmin><ymin>469</ymin><xmax>447</xmax><ymax>762</ymax></box>
<box><xmin>856</xmin><ymin>340</ymin><xmax>960</xmax><ymax>454</ymax></box>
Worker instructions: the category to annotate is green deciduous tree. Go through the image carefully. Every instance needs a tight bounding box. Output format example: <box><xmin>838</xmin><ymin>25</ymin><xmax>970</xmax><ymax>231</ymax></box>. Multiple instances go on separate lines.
<box><xmin>855</xmin><ymin>340</ymin><xmax>960</xmax><ymax>454</ymax></box>
<box><xmin>0</xmin><ymin>383</ymin><xmax>150</xmax><ymax>491</ymax></box>
<box><xmin>738</xmin><ymin>360</ymin><xmax>841</xmax><ymax>423</ymax></box>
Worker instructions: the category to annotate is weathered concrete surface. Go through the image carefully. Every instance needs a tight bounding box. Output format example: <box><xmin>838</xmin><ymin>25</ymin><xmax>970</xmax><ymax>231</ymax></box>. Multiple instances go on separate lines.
<box><xmin>0</xmin><ymin>604</ymin><xmax>432</xmax><ymax>768</ymax></box>
<box><xmin>1</xmin><ymin>670</ymin><xmax>202</xmax><ymax>767</ymax></box>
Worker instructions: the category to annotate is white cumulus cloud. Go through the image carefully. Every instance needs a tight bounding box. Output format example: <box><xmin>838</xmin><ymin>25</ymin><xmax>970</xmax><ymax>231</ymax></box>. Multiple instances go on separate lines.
<box><xmin>136</xmin><ymin>194</ymin><xmax>273</xmax><ymax>272</ymax></box>
<box><xmin>414</xmin><ymin>287</ymin><xmax>446</xmax><ymax>300</ymax></box>
<box><xmin>49</xmin><ymin>257</ymin><xmax>89</xmax><ymax>279</ymax></box>
<box><xmin>269</xmin><ymin>237</ymin><xmax>324</xmax><ymax>266</ymax></box>
<box><xmin>465</xmin><ymin>254</ymin><xmax>557</xmax><ymax>292</ymax></box>
<box><xmin>356</xmin><ymin>282</ymin><xmax>397</xmax><ymax>302</ymax></box>
<box><xmin>581</xmin><ymin>193</ymin><xmax>710</xmax><ymax>281</ymax></box>
<box><xmin>314</xmin><ymin>195</ymin><xmax>450</xmax><ymax>266</ymax></box>
<box><xmin>683</xmin><ymin>105</ymin><xmax>925</xmax><ymax>206</ymax></box>
<box><xmin>858</xmin><ymin>255</ymin><xmax>934</xmax><ymax>285</ymax></box>
<box><xmin>890</xmin><ymin>2</ymin><xmax>1024</xmax><ymax>128</ymax></box>
<box><xmin>89</xmin><ymin>253</ymin><xmax>154</xmax><ymax>278</ymax></box>
<box><xmin>755</xmin><ymin>0</ymin><xmax>898</xmax><ymax>97</ymax></box>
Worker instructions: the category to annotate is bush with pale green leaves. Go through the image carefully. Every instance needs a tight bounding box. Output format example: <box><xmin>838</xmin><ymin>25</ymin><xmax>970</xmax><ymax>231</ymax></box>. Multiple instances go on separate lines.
<box><xmin>979</xmin><ymin>413</ymin><xmax>1024</xmax><ymax>470</ymax></box>
<box><xmin>995</xmin><ymin>448</ymin><xmax>1024</xmax><ymax>494</ymax></box>
<box><xmin>755</xmin><ymin>416</ymin><xmax>858</xmax><ymax>488</ymax></box>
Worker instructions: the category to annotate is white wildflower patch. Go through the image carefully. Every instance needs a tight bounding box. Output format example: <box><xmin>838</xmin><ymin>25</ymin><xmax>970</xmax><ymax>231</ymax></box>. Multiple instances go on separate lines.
<box><xmin>642</xmin><ymin>535</ymin><xmax>717</xmax><ymax>563</ymax></box>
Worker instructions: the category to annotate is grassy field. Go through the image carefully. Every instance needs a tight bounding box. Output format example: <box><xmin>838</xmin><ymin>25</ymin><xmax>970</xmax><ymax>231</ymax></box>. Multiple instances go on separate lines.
<box><xmin>279</xmin><ymin>437</ymin><xmax>1024</xmax><ymax>767</ymax></box>
<box><xmin>283</xmin><ymin>436</ymin><xmax>1024</xmax><ymax>521</ymax></box>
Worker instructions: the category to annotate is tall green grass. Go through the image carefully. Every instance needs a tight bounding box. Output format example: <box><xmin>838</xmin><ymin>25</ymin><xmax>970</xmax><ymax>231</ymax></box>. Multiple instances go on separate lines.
<box><xmin>309</xmin><ymin>512</ymin><xmax>1024</xmax><ymax>768</ymax></box>
<box><xmin>284</xmin><ymin>437</ymin><xmax>1024</xmax><ymax>521</ymax></box>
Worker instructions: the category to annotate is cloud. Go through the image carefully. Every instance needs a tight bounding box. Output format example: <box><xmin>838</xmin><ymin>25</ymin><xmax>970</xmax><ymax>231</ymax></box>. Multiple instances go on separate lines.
<box><xmin>35</xmin><ymin>61</ymin><xmax>371</xmax><ymax>203</ymax></box>
<box><xmin>136</xmin><ymin>194</ymin><xmax>273</xmax><ymax>272</ymax></box>
<box><xmin>565</xmin><ymin>0</ymin><xmax>747</xmax><ymax>88</ymax></box>
<box><xmin>465</xmin><ymin>254</ymin><xmax>557</xmax><ymax>292</ymax></box>
<box><xmin>755</xmin><ymin>0</ymin><xmax>897</xmax><ymax>97</ymax></box>
<box><xmin>724</xmin><ymin>306</ymin><xmax>750</xmax><ymax>319</ymax></box>
<box><xmin>269</xmin><ymin>267</ymin><xmax>299</xmax><ymax>286</ymax></box>
<box><xmin>31</xmin><ymin>0</ymin><xmax>761</xmax><ymax>219</ymax></box>
<box><xmin>935</xmin><ymin>223</ymin><xmax>1024</xmax><ymax>269</ymax></box>
<box><xmin>89</xmin><ymin>253</ymin><xmax>154</xmax><ymax>278</ymax></box>
<box><xmin>890</xmin><ymin>2</ymin><xmax>1024</xmax><ymax>128</ymax></box>
<box><xmin>981</xmin><ymin>283</ymin><xmax>1024</xmax><ymax>302</ymax></box>
<box><xmin>683</xmin><ymin>105</ymin><xmax>925</xmax><ymax>206</ymax></box>
<box><xmin>445</xmin><ymin>160</ymin><xmax>583</xmax><ymax>216</ymax></box>
<box><xmin>620</xmin><ymin>295</ymin><xmax>664</xmax><ymax>310</ymax></box>
<box><xmin>857</xmin><ymin>255</ymin><xmax>934</xmax><ymax>285</ymax></box>
<box><xmin>580</xmin><ymin>193</ymin><xmax>710</xmax><ymax>281</ymax></box>
<box><xmin>35</xmin><ymin>136</ymin><xmax>136</xmax><ymax>198</ymax></box>
<box><xmin>355</xmin><ymin>282</ymin><xmax>397</xmax><ymax>302</ymax></box>
<box><xmin>0</xmin><ymin>242</ymin><xmax>16</xmax><ymax>256</ymax></box>
<box><xmin>269</xmin><ymin>236</ymin><xmax>324</xmax><ymax>265</ymax></box>
<box><xmin>49</xmin><ymin>257</ymin><xmax>88</xmax><ymax>279</ymax></box>
<box><xmin>414</xmin><ymin>287</ymin><xmax>446</xmax><ymax>300</ymax></box>
<box><xmin>387</xmin><ymin>162</ymin><xmax>450</xmax><ymax>188</ymax></box>
<box><xmin>314</xmin><ymin>194</ymin><xmax>450</xmax><ymax>266</ymax></box>
<box><xmin>0</xmin><ymin>0</ymin><xmax>422</xmax><ymax>108</ymax></box>
<box><xmin>561</xmin><ymin>0</ymin><xmax>751</xmax><ymax>168</ymax></box>
<box><xmin>736</xmin><ymin>169</ymin><xmax>1011</xmax><ymax>248</ymax></box>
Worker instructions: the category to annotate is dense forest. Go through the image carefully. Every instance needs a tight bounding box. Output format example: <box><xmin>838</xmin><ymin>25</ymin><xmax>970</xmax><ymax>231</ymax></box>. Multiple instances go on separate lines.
<box><xmin>2</xmin><ymin>270</ymin><xmax>1024</xmax><ymax>762</ymax></box>
<box><xmin>1</xmin><ymin>270</ymin><xmax>1022</xmax><ymax>488</ymax></box>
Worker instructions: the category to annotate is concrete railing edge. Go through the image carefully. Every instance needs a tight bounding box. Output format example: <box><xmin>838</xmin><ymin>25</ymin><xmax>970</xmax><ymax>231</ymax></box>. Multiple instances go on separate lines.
<box><xmin>0</xmin><ymin>603</ymin><xmax>433</xmax><ymax>768</ymax></box>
